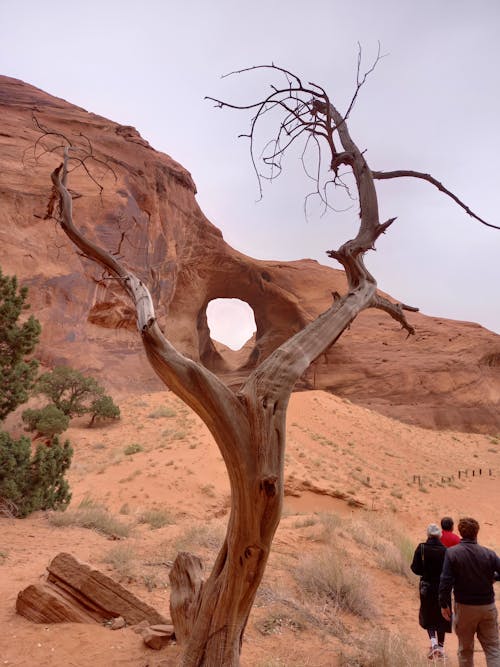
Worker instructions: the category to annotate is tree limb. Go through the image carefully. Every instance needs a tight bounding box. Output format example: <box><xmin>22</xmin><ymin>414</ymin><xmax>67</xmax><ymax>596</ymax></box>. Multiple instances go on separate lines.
<box><xmin>371</xmin><ymin>169</ymin><xmax>500</xmax><ymax>230</ymax></box>
<box><xmin>369</xmin><ymin>294</ymin><xmax>416</xmax><ymax>336</ymax></box>
<box><xmin>50</xmin><ymin>153</ymin><xmax>250</xmax><ymax>469</ymax></box>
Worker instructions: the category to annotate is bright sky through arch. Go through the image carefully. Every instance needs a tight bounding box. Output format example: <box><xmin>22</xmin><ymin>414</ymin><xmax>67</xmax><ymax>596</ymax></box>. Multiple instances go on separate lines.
<box><xmin>206</xmin><ymin>299</ymin><xmax>256</xmax><ymax>351</ymax></box>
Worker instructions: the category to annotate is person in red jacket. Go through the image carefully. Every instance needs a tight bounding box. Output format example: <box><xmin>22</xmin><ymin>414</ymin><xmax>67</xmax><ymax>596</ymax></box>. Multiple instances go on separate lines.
<box><xmin>440</xmin><ymin>516</ymin><xmax>461</xmax><ymax>548</ymax></box>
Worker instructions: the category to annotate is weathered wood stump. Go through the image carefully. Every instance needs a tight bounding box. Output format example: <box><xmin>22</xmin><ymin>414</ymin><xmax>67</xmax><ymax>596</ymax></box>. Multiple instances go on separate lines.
<box><xmin>16</xmin><ymin>552</ymin><xmax>168</xmax><ymax>625</ymax></box>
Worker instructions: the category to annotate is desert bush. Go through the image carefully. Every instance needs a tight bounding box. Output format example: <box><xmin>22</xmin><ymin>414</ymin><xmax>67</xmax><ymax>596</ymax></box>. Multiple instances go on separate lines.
<box><xmin>340</xmin><ymin>629</ymin><xmax>428</xmax><ymax>666</ymax></box>
<box><xmin>0</xmin><ymin>432</ymin><xmax>72</xmax><ymax>517</ymax></box>
<box><xmin>102</xmin><ymin>543</ymin><xmax>137</xmax><ymax>579</ymax></box>
<box><xmin>48</xmin><ymin>496</ymin><xmax>130</xmax><ymax>537</ymax></box>
<box><xmin>147</xmin><ymin>406</ymin><xmax>176</xmax><ymax>419</ymax></box>
<box><xmin>293</xmin><ymin>515</ymin><xmax>317</xmax><ymax>529</ymax></box>
<box><xmin>345</xmin><ymin>514</ymin><xmax>414</xmax><ymax>579</ymax></box>
<box><xmin>34</xmin><ymin>366</ymin><xmax>120</xmax><ymax>425</ymax></box>
<box><xmin>256</xmin><ymin>612</ymin><xmax>305</xmax><ymax>635</ymax></box>
<box><xmin>22</xmin><ymin>405</ymin><xmax>70</xmax><ymax>437</ymax></box>
<box><xmin>124</xmin><ymin>443</ymin><xmax>143</xmax><ymax>455</ymax></box>
<box><xmin>0</xmin><ymin>267</ymin><xmax>41</xmax><ymax>420</ymax></box>
<box><xmin>303</xmin><ymin>511</ymin><xmax>342</xmax><ymax>542</ymax></box>
<box><xmin>175</xmin><ymin>521</ymin><xmax>225</xmax><ymax>553</ymax></box>
<box><xmin>138</xmin><ymin>508</ymin><xmax>175</xmax><ymax>529</ymax></box>
<box><xmin>88</xmin><ymin>394</ymin><xmax>120</xmax><ymax>426</ymax></box>
<box><xmin>294</xmin><ymin>545</ymin><xmax>374</xmax><ymax>618</ymax></box>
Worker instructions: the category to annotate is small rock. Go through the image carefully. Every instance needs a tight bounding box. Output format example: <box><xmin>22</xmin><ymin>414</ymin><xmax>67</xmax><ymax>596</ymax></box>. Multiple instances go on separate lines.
<box><xmin>149</xmin><ymin>624</ymin><xmax>174</xmax><ymax>636</ymax></box>
<box><xmin>132</xmin><ymin>620</ymin><xmax>150</xmax><ymax>634</ymax></box>
<box><xmin>110</xmin><ymin>616</ymin><xmax>126</xmax><ymax>630</ymax></box>
<box><xmin>142</xmin><ymin>628</ymin><xmax>175</xmax><ymax>650</ymax></box>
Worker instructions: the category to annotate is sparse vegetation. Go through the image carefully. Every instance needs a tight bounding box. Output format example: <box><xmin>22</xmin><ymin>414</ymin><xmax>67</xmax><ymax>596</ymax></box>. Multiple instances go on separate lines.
<box><xmin>102</xmin><ymin>543</ymin><xmax>137</xmax><ymax>579</ymax></box>
<box><xmin>148</xmin><ymin>405</ymin><xmax>176</xmax><ymax>419</ymax></box>
<box><xmin>48</xmin><ymin>497</ymin><xmax>130</xmax><ymax>537</ymax></box>
<box><xmin>175</xmin><ymin>521</ymin><xmax>225</xmax><ymax>553</ymax></box>
<box><xmin>294</xmin><ymin>545</ymin><xmax>374</xmax><ymax>618</ymax></box>
<box><xmin>124</xmin><ymin>443</ymin><xmax>143</xmax><ymax>455</ymax></box>
<box><xmin>340</xmin><ymin>629</ymin><xmax>428</xmax><ymax>666</ymax></box>
<box><xmin>138</xmin><ymin>508</ymin><xmax>174</xmax><ymax>529</ymax></box>
<box><xmin>256</xmin><ymin>612</ymin><xmax>305</xmax><ymax>635</ymax></box>
<box><xmin>293</xmin><ymin>515</ymin><xmax>317</xmax><ymax>529</ymax></box>
<box><xmin>34</xmin><ymin>366</ymin><xmax>120</xmax><ymax>425</ymax></box>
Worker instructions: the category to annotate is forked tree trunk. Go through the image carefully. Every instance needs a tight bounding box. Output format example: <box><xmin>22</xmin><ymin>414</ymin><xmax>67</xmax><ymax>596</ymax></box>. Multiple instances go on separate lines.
<box><xmin>48</xmin><ymin>77</ymin><xmax>418</xmax><ymax>661</ymax></box>
<box><xmin>48</xmin><ymin>157</ymin><xmax>385</xmax><ymax>666</ymax></box>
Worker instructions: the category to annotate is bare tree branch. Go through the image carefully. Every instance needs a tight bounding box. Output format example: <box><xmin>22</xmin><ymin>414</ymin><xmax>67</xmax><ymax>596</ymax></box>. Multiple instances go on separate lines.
<box><xmin>369</xmin><ymin>294</ymin><xmax>416</xmax><ymax>336</ymax></box>
<box><xmin>371</xmin><ymin>169</ymin><xmax>500</xmax><ymax>230</ymax></box>
<box><xmin>50</xmin><ymin>153</ymin><xmax>248</xmax><ymax>461</ymax></box>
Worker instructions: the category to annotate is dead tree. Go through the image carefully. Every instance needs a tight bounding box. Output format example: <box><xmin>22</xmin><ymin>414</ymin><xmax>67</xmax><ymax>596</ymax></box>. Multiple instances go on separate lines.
<box><xmin>47</xmin><ymin>57</ymin><xmax>497</xmax><ymax>666</ymax></box>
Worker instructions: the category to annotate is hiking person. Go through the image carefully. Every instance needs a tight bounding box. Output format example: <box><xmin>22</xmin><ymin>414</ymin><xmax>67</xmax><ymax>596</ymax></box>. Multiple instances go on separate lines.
<box><xmin>439</xmin><ymin>517</ymin><xmax>500</xmax><ymax>666</ymax></box>
<box><xmin>440</xmin><ymin>516</ymin><xmax>461</xmax><ymax>548</ymax></box>
<box><xmin>411</xmin><ymin>523</ymin><xmax>452</xmax><ymax>660</ymax></box>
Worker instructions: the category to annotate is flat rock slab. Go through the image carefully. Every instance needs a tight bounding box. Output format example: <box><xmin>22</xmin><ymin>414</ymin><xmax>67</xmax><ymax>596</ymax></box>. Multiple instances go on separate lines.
<box><xmin>16</xmin><ymin>552</ymin><xmax>167</xmax><ymax>625</ymax></box>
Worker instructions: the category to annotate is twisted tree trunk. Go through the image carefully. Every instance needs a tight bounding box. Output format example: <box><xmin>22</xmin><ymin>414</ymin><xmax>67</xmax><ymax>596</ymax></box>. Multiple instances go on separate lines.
<box><xmin>48</xmin><ymin>71</ymin><xmax>421</xmax><ymax>663</ymax></box>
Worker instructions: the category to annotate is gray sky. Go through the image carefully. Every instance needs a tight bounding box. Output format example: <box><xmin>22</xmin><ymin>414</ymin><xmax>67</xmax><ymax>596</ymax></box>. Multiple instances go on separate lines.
<box><xmin>2</xmin><ymin>0</ymin><xmax>499</xmax><ymax>346</ymax></box>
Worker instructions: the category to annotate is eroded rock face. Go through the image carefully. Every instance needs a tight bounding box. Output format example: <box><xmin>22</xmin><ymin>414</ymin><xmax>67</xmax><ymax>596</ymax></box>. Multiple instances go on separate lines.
<box><xmin>0</xmin><ymin>75</ymin><xmax>499</xmax><ymax>433</ymax></box>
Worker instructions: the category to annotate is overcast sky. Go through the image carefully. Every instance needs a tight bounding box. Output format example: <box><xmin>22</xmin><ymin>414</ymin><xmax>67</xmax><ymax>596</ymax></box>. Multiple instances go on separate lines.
<box><xmin>2</xmin><ymin>0</ymin><xmax>499</xmax><ymax>348</ymax></box>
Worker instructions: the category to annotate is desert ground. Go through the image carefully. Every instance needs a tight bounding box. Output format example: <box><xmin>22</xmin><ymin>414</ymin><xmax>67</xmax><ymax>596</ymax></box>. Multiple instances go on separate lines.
<box><xmin>1</xmin><ymin>389</ymin><xmax>498</xmax><ymax>666</ymax></box>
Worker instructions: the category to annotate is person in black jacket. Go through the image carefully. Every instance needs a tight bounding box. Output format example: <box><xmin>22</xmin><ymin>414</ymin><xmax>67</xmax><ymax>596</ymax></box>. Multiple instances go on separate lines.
<box><xmin>411</xmin><ymin>523</ymin><xmax>452</xmax><ymax>660</ymax></box>
<box><xmin>439</xmin><ymin>517</ymin><xmax>500</xmax><ymax>667</ymax></box>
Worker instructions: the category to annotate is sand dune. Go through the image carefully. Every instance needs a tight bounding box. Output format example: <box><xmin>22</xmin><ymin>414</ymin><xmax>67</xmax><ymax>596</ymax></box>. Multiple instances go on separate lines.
<box><xmin>1</xmin><ymin>390</ymin><xmax>498</xmax><ymax>666</ymax></box>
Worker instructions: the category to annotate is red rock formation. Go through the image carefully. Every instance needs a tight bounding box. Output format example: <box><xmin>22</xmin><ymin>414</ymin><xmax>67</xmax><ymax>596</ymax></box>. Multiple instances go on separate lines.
<box><xmin>0</xmin><ymin>75</ymin><xmax>498</xmax><ymax>433</ymax></box>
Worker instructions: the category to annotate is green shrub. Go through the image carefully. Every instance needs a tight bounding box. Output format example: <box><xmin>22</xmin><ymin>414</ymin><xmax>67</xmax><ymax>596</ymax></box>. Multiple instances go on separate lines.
<box><xmin>88</xmin><ymin>394</ymin><xmax>120</xmax><ymax>426</ymax></box>
<box><xmin>0</xmin><ymin>268</ymin><xmax>41</xmax><ymax>420</ymax></box>
<box><xmin>34</xmin><ymin>366</ymin><xmax>120</xmax><ymax>426</ymax></box>
<box><xmin>0</xmin><ymin>431</ymin><xmax>72</xmax><ymax>517</ymax></box>
<box><xmin>22</xmin><ymin>405</ymin><xmax>70</xmax><ymax>437</ymax></box>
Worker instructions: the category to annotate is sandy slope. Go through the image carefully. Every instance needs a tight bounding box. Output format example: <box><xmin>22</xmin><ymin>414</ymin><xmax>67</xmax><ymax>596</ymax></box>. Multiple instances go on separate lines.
<box><xmin>1</xmin><ymin>390</ymin><xmax>498</xmax><ymax>666</ymax></box>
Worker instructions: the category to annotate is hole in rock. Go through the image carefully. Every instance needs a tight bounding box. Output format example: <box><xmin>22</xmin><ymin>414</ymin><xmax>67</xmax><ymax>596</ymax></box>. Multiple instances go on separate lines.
<box><xmin>206</xmin><ymin>299</ymin><xmax>256</xmax><ymax>351</ymax></box>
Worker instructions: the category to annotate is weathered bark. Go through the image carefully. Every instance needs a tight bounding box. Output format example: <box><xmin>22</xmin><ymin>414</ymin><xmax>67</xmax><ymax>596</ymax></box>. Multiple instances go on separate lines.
<box><xmin>48</xmin><ymin>99</ymin><xmax>397</xmax><ymax>662</ymax></box>
<box><xmin>47</xmin><ymin>54</ymin><xmax>497</xmax><ymax>661</ymax></box>
<box><xmin>17</xmin><ymin>552</ymin><xmax>167</xmax><ymax>625</ymax></box>
<box><xmin>169</xmin><ymin>553</ymin><xmax>204</xmax><ymax>645</ymax></box>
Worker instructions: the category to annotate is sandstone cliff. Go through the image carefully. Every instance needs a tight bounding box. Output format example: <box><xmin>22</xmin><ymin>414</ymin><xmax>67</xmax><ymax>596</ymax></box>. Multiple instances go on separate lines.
<box><xmin>0</xmin><ymin>75</ymin><xmax>498</xmax><ymax>433</ymax></box>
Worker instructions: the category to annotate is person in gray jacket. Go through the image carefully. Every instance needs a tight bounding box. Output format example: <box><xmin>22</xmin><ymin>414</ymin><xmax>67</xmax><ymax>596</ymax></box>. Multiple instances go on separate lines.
<box><xmin>439</xmin><ymin>517</ymin><xmax>500</xmax><ymax>667</ymax></box>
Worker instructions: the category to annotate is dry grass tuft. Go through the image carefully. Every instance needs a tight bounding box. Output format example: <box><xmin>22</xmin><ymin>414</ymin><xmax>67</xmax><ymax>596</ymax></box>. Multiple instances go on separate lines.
<box><xmin>294</xmin><ymin>545</ymin><xmax>374</xmax><ymax>618</ymax></box>
<box><xmin>48</xmin><ymin>497</ymin><xmax>131</xmax><ymax>537</ymax></box>
<box><xmin>340</xmin><ymin>629</ymin><xmax>428</xmax><ymax>666</ymax></box>
<box><xmin>137</xmin><ymin>508</ymin><xmax>175</xmax><ymax>529</ymax></box>
<box><xmin>147</xmin><ymin>406</ymin><xmax>177</xmax><ymax>419</ymax></box>
<box><xmin>344</xmin><ymin>513</ymin><xmax>414</xmax><ymax>578</ymax></box>
<box><xmin>102</xmin><ymin>543</ymin><xmax>137</xmax><ymax>580</ymax></box>
<box><xmin>174</xmin><ymin>521</ymin><xmax>225</xmax><ymax>554</ymax></box>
